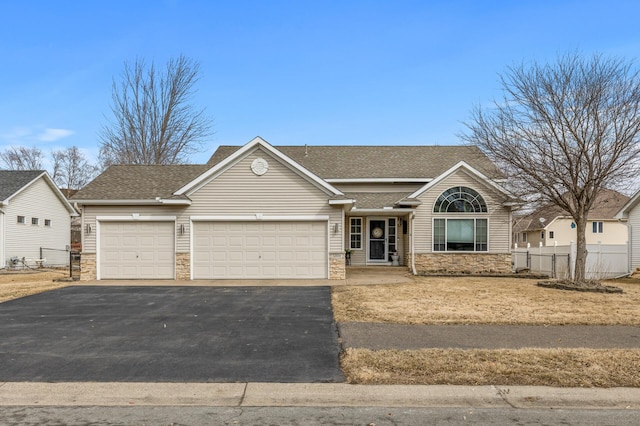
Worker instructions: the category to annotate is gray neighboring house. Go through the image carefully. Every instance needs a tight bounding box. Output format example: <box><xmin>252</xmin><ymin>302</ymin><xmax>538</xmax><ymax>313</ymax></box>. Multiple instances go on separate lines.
<box><xmin>0</xmin><ymin>170</ymin><xmax>76</xmax><ymax>268</ymax></box>
<box><xmin>71</xmin><ymin>137</ymin><xmax>519</xmax><ymax>281</ymax></box>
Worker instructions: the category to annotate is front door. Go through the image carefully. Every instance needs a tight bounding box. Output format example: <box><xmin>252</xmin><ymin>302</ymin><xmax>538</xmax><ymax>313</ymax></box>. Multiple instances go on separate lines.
<box><xmin>368</xmin><ymin>219</ymin><xmax>387</xmax><ymax>262</ymax></box>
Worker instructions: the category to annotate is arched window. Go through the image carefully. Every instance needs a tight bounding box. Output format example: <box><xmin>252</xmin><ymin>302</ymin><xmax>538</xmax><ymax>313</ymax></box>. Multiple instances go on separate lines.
<box><xmin>433</xmin><ymin>187</ymin><xmax>488</xmax><ymax>252</ymax></box>
<box><xmin>433</xmin><ymin>186</ymin><xmax>487</xmax><ymax>213</ymax></box>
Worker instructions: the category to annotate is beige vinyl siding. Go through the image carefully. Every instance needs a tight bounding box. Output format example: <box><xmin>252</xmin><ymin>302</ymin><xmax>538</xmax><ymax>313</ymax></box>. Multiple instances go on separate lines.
<box><xmin>626</xmin><ymin>206</ymin><xmax>640</xmax><ymax>270</ymax></box>
<box><xmin>413</xmin><ymin>169</ymin><xmax>511</xmax><ymax>253</ymax></box>
<box><xmin>81</xmin><ymin>205</ymin><xmax>186</xmax><ymax>253</ymax></box>
<box><xmin>4</xmin><ymin>177</ymin><xmax>71</xmax><ymax>264</ymax></box>
<box><xmin>186</xmin><ymin>148</ymin><xmax>342</xmax><ymax>252</ymax></box>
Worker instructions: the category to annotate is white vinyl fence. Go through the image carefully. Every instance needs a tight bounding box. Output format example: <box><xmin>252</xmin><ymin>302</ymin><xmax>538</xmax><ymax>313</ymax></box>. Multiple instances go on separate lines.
<box><xmin>512</xmin><ymin>242</ymin><xmax>628</xmax><ymax>280</ymax></box>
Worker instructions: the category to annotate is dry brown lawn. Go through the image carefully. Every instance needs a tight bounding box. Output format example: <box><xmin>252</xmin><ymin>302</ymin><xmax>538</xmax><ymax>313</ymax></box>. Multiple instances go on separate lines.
<box><xmin>335</xmin><ymin>275</ymin><xmax>640</xmax><ymax>386</ymax></box>
<box><xmin>0</xmin><ymin>269</ymin><xmax>72</xmax><ymax>303</ymax></box>
<box><xmin>341</xmin><ymin>348</ymin><xmax>640</xmax><ymax>387</ymax></box>
<box><xmin>332</xmin><ymin>275</ymin><xmax>640</xmax><ymax>325</ymax></box>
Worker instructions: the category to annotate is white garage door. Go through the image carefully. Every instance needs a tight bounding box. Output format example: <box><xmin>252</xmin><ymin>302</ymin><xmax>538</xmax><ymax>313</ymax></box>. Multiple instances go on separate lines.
<box><xmin>100</xmin><ymin>221</ymin><xmax>175</xmax><ymax>279</ymax></box>
<box><xmin>193</xmin><ymin>221</ymin><xmax>327</xmax><ymax>279</ymax></box>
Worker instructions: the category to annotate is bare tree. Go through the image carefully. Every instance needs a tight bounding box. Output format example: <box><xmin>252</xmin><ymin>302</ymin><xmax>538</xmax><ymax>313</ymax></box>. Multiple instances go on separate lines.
<box><xmin>462</xmin><ymin>52</ymin><xmax>640</xmax><ymax>283</ymax></box>
<box><xmin>98</xmin><ymin>55</ymin><xmax>212</xmax><ymax>167</ymax></box>
<box><xmin>51</xmin><ymin>146</ymin><xmax>100</xmax><ymax>197</ymax></box>
<box><xmin>0</xmin><ymin>146</ymin><xmax>44</xmax><ymax>170</ymax></box>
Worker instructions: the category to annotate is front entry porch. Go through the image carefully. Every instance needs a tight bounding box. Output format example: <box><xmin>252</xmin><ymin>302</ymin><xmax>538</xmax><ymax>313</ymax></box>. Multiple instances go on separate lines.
<box><xmin>346</xmin><ymin>215</ymin><xmax>407</xmax><ymax>266</ymax></box>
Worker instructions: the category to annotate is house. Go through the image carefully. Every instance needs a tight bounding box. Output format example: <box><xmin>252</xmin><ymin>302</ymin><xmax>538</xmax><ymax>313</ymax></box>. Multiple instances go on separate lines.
<box><xmin>615</xmin><ymin>188</ymin><xmax>640</xmax><ymax>271</ymax></box>
<box><xmin>71</xmin><ymin>137</ymin><xmax>519</xmax><ymax>281</ymax></box>
<box><xmin>513</xmin><ymin>189</ymin><xmax>629</xmax><ymax>248</ymax></box>
<box><xmin>0</xmin><ymin>170</ymin><xmax>76</xmax><ymax>268</ymax></box>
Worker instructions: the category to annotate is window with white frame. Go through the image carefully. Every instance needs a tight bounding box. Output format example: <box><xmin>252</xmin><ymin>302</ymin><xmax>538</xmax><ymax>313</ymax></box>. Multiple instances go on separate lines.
<box><xmin>349</xmin><ymin>217</ymin><xmax>363</xmax><ymax>250</ymax></box>
<box><xmin>433</xmin><ymin>187</ymin><xmax>488</xmax><ymax>252</ymax></box>
<box><xmin>17</xmin><ymin>215</ymin><xmax>25</xmax><ymax>224</ymax></box>
<box><xmin>44</xmin><ymin>219</ymin><xmax>52</xmax><ymax>227</ymax></box>
<box><xmin>592</xmin><ymin>221</ymin><xmax>603</xmax><ymax>233</ymax></box>
<box><xmin>31</xmin><ymin>217</ymin><xmax>39</xmax><ymax>226</ymax></box>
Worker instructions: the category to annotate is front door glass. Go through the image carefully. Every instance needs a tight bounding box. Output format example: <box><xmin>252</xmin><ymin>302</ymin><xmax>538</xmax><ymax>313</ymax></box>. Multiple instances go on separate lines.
<box><xmin>369</xmin><ymin>219</ymin><xmax>386</xmax><ymax>261</ymax></box>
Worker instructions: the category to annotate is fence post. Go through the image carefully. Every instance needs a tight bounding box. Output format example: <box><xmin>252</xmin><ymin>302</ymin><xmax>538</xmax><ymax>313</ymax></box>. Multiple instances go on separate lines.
<box><xmin>539</xmin><ymin>242</ymin><xmax>543</xmax><ymax>272</ymax></box>
<box><xmin>569</xmin><ymin>241</ymin><xmax>576</xmax><ymax>280</ymax></box>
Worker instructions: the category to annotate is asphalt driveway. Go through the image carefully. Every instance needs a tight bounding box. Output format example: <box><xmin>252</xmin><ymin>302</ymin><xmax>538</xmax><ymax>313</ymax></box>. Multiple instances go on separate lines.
<box><xmin>0</xmin><ymin>286</ymin><xmax>343</xmax><ymax>383</ymax></box>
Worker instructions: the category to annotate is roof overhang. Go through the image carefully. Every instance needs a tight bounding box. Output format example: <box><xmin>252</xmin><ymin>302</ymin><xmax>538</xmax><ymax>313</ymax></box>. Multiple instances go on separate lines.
<box><xmin>325</xmin><ymin>178</ymin><xmax>432</xmax><ymax>184</ymax></box>
<box><xmin>616</xmin><ymin>189</ymin><xmax>640</xmax><ymax>219</ymax></box>
<box><xmin>349</xmin><ymin>208</ymin><xmax>416</xmax><ymax>215</ymax></box>
<box><xmin>328</xmin><ymin>199</ymin><xmax>356</xmax><ymax>205</ymax></box>
<box><xmin>73</xmin><ymin>199</ymin><xmax>192</xmax><ymax>206</ymax></box>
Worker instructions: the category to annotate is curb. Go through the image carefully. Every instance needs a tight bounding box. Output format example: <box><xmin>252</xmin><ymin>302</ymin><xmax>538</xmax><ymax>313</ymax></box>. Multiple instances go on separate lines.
<box><xmin>0</xmin><ymin>383</ymin><xmax>639</xmax><ymax>409</ymax></box>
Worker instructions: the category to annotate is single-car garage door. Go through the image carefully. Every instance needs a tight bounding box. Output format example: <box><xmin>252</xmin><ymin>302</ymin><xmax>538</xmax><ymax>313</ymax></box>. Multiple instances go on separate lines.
<box><xmin>100</xmin><ymin>221</ymin><xmax>175</xmax><ymax>279</ymax></box>
<box><xmin>193</xmin><ymin>221</ymin><xmax>327</xmax><ymax>279</ymax></box>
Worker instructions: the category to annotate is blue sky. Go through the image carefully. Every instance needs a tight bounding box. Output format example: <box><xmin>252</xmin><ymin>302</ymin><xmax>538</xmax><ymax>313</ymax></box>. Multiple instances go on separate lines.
<box><xmin>1</xmin><ymin>0</ymin><xmax>639</xmax><ymax>166</ymax></box>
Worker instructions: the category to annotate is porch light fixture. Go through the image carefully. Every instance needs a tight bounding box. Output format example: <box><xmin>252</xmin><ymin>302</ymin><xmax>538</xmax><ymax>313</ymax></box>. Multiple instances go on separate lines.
<box><xmin>180</xmin><ymin>224</ymin><xmax>185</xmax><ymax>235</ymax></box>
<box><xmin>85</xmin><ymin>224</ymin><xmax>92</xmax><ymax>234</ymax></box>
<box><xmin>333</xmin><ymin>223</ymin><xmax>339</xmax><ymax>233</ymax></box>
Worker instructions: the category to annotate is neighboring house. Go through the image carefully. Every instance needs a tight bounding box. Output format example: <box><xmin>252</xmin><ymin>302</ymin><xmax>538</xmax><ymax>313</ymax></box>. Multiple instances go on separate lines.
<box><xmin>615</xmin><ymin>189</ymin><xmax>640</xmax><ymax>271</ymax></box>
<box><xmin>71</xmin><ymin>137</ymin><xmax>519</xmax><ymax>281</ymax></box>
<box><xmin>0</xmin><ymin>170</ymin><xmax>76</xmax><ymax>268</ymax></box>
<box><xmin>513</xmin><ymin>189</ymin><xmax>629</xmax><ymax>248</ymax></box>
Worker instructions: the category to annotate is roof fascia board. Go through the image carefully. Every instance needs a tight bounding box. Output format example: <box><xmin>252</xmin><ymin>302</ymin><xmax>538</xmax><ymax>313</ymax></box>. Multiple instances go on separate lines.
<box><xmin>615</xmin><ymin>189</ymin><xmax>640</xmax><ymax>219</ymax></box>
<box><xmin>350</xmin><ymin>208</ymin><xmax>417</xmax><ymax>214</ymax></box>
<box><xmin>326</xmin><ymin>178</ymin><xmax>432</xmax><ymax>183</ymax></box>
<box><xmin>175</xmin><ymin>137</ymin><xmax>343</xmax><ymax>197</ymax></box>
<box><xmin>191</xmin><ymin>214</ymin><xmax>330</xmax><ymax>221</ymax></box>
<box><xmin>97</xmin><ymin>215</ymin><xmax>177</xmax><ymax>221</ymax></box>
<box><xmin>329</xmin><ymin>199</ymin><xmax>356</xmax><ymax>205</ymax></box>
<box><xmin>73</xmin><ymin>199</ymin><xmax>191</xmax><ymax>206</ymax></box>
<box><xmin>408</xmin><ymin>161</ymin><xmax>513</xmax><ymax>199</ymax></box>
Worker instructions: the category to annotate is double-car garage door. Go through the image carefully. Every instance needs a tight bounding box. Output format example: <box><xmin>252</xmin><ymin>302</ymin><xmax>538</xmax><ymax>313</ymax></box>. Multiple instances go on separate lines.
<box><xmin>193</xmin><ymin>221</ymin><xmax>327</xmax><ymax>279</ymax></box>
<box><xmin>99</xmin><ymin>220</ymin><xmax>328</xmax><ymax>280</ymax></box>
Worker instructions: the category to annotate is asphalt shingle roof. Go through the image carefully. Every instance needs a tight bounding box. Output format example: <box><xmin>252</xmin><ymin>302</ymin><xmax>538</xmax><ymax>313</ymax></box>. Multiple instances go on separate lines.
<box><xmin>71</xmin><ymin>165</ymin><xmax>209</xmax><ymax>200</ymax></box>
<box><xmin>72</xmin><ymin>145</ymin><xmax>505</xmax><ymax>201</ymax></box>
<box><xmin>208</xmin><ymin>145</ymin><xmax>504</xmax><ymax>180</ymax></box>
<box><xmin>520</xmin><ymin>189</ymin><xmax>630</xmax><ymax>231</ymax></box>
<box><xmin>0</xmin><ymin>170</ymin><xmax>45</xmax><ymax>201</ymax></box>
<box><xmin>343</xmin><ymin>192</ymin><xmax>415</xmax><ymax>209</ymax></box>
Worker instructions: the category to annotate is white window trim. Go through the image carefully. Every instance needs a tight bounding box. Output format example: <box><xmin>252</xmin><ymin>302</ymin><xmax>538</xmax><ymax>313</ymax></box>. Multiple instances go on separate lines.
<box><xmin>349</xmin><ymin>217</ymin><xmax>363</xmax><ymax>250</ymax></box>
<box><xmin>432</xmin><ymin>217</ymin><xmax>490</xmax><ymax>252</ymax></box>
<box><xmin>17</xmin><ymin>215</ymin><xmax>25</xmax><ymax>224</ymax></box>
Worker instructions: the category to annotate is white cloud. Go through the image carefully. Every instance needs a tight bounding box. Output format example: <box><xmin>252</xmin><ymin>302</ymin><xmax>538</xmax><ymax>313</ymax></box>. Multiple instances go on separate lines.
<box><xmin>37</xmin><ymin>128</ymin><xmax>75</xmax><ymax>142</ymax></box>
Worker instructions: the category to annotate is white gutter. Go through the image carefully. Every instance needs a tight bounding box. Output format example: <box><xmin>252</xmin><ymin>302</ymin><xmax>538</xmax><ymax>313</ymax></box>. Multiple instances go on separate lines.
<box><xmin>73</xmin><ymin>199</ymin><xmax>192</xmax><ymax>206</ymax></box>
<box><xmin>350</xmin><ymin>208</ymin><xmax>416</xmax><ymax>215</ymax></box>
<box><xmin>325</xmin><ymin>178</ymin><xmax>432</xmax><ymax>184</ymax></box>
<box><xmin>328</xmin><ymin>199</ymin><xmax>356</xmax><ymax>205</ymax></box>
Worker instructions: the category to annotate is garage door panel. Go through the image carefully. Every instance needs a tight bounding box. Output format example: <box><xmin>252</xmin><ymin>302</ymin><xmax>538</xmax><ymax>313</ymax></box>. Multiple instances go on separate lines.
<box><xmin>100</xmin><ymin>221</ymin><xmax>174</xmax><ymax>279</ymax></box>
<box><xmin>193</xmin><ymin>221</ymin><xmax>327</xmax><ymax>279</ymax></box>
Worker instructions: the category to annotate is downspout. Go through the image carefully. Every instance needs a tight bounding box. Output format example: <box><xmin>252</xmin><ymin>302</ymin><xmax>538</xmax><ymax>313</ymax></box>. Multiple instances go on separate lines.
<box><xmin>410</xmin><ymin>212</ymin><xmax>417</xmax><ymax>275</ymax></box>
